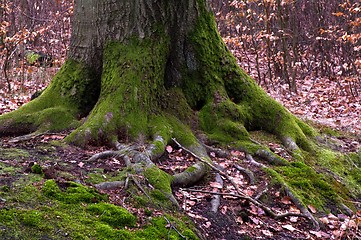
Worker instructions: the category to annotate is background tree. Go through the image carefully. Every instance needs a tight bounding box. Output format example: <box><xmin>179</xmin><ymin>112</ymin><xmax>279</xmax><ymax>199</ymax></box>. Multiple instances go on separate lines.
<box><xmin>214</xmin><ymin>0</ymin><xmax>361</xmax><ymax>95</ymax></box>
<box><xmin>0</xmin><ymin>0</ymin><xmax>360</xmax><ymax>232</ymax></box>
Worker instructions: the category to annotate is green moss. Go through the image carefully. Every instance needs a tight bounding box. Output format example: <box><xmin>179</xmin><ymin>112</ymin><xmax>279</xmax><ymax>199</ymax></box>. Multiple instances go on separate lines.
<box><xmin>31</xmin><ymin>164</ymin><xmax>43</xmax><ymax>174</ymax></box>
<box><xmin>87</xmin><ymin>202</ymin><xmax>136</xmax><ymax>228</ymax></box>
<box><xmin>1</xmin><ymin>178</ymin><xmax>198</xmax><ymax>240</ymax></box>
<box><xmin>42</xmin><ymin>180</ymin><xmax>107</xmax><ymax>204</ymax></box>
<box><xmin>19</xmin><ymin>210</ymin><xmax>44</xmax><ymax>227</ymax></box>
<box><xmin>136</xmin><ymin>215</ymin><xmax>198</xmax><ymax>240</ymax></box>
<box><xmin>0</xmin><ymin>59</ymin><xmax>99</xmax><ymax>134</ymax></box>
<box><xmin>271</xmin><ymin>162</ymin><xmax>338</xmax><ymax>209</ymax></box>
<box><xmin>0</xmin><ymin>148</ymin><xmax>30</xmax><ymax>160</ymax></box>
<box><xmin>142</xmin><ymin>166</ymin><xmax>178</xmax><ymax>208</ymax></box>
<box><xmin>144</xmin><ymin>166</ymin><xmax>173</xmax><ymax>194</ymax></box>
<box><xmin>313</xmin><ymin>149</ymin><xmax>361</xmax><ymax>198</ymax></box>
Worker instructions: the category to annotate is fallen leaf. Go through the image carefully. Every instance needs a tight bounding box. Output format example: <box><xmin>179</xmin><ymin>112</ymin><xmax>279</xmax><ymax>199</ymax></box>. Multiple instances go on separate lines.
<box><xmin>204</xmin><ymin>221</ymin><xmax>211</xmax><ymax>228</ymax></box>
<box><xmin>209</xmin><ymin>181</ymin><xmax>223</xmax><ymax>189</ymax></box>
<box><xmin>309</xmin><ymin>230</ymin><xmax>322</xmax><ymax>238</ymax></box>
<box><xmin>282</xmin><ymin>224</ymin><xmax>297</xmax><ymax>232</ymax></box>
<box><xmin>166</xmin><ymin>145</ymin><xmax>173</xmax><ymax>153</ymax></box>
<box><xmin>281</xmin><ymin>196</ymin><xmax>292</xmax><ymax>205</ymax></box>
<box><xmin>221</xmin><ymin>205</ymin><xmax>228</xmax><ymax>214</ymax></box>
<box><xmin>249</xmin><ymin>216</ymin><xmax>260</xmax><ymax>225</ymax></box>
<box><xmin>308</xmin><ymin>204</ymin><xmax>317</xmax><ymax>213</ymax></box>
<box><xmin>262</xmin><ymin>230</ymin><xmax>273</xmax><ymax>237</ymax></box>
<box><xmin>319</xmin><ymin>216</ymin><xmax>329</xmax><ymax>224</ymax></box>
<box><xmin>327</xmin><ymin>213</ymin><xmax>338</xmax><ymax>220</ymax></box>
<box><xmin>289</xmin><ymin>216</ymin><xmax>298</xmax><ymax>223</ymax></box>
<box><xmin>78</xmin><ymin>162</ymin><xmax>84</xmax><ymax>167</ymax></box>
<box><xmin>289</xmin><ymin>205</ymin><xmax>300</xmax><ymax>213</ymax></box>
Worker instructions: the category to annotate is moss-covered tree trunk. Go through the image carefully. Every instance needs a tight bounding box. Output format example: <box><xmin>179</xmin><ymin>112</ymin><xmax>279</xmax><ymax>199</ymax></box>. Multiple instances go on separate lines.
<box><xmin>1</xmin><ymin>0</ymin><xmax>360</xmax><ymax>226</ymax></box>
<box><xmin>0</xmin><ymin>0</ymin><xmax>311</xmax><ymax>149</ymax></box>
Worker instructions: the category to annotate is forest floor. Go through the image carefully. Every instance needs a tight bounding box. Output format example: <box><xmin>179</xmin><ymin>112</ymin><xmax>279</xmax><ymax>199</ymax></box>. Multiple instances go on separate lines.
<box><xmin>0</xmin><ymin>42</ymin><xmax>360</xmax><ymax>240</ymax></box>
<box><xmin>0</xmin><ymin>128</ymin><xmax>360</xmax><ymax>239</ymax></box>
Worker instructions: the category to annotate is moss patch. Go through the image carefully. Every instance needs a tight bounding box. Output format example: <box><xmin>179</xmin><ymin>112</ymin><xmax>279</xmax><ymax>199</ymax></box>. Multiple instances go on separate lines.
<box><xmin>1</xmin><ymin>177</ymin><xmax>197</xmax><ymax>239</ymax></box>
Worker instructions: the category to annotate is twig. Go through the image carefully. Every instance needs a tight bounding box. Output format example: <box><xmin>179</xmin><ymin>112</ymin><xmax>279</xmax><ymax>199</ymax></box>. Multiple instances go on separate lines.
<box><xmin>130</xmin><ymin>174</ymin><xmax>152</xmax><ymax>201</ymax></box>
<box><xmin>164</xmin><ymin>216</ymin><xmax>187</xmax><ymax>240</ymax></box>
<box><xmin>182</xmin><ymin>188</ymin><xmax>308</xmax><ymax>219</ymax></box>
<box><xmin>254</xmin><ymin>185</ymin><xmax>269</xmax><ymax>200</ymax></box>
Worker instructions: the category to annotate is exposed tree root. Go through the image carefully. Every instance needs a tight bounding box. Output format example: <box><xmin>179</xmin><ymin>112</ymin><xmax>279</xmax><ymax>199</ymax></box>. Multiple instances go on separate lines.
<box><xmin>210</xmin><ymin>173</ymin><xmax>223</xmax><ymax>213</ymax></box>
<box><xmin>8</xmin><ymin>131</ymin><xmax>48</xmax><ymax>143</ymax></box>
<box><xmin>254</xmin><ymin>149</ymin><xmax>290</xmax><ymax>166</ymax></box>
<box><xmin>234</xmin><ymin>164</ymin><xmax>255</xmax><ymax>185</ymax></box>
<box><xmin>203</xmin><ymin>144</ymin><xmax>229</xmax><ymax>158</ymax></box>
<box><xmin>95</xmin><ymin>181</ymin><xmax>125</xmax><ymax>190</ymax></box>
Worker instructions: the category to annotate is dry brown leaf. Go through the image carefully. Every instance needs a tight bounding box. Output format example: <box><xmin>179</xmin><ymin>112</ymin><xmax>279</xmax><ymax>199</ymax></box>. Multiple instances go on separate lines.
<box><xmin>319</xmin><ymin>216</ymin><xmax>329</xmax><ymax>224</ymax></box>
<box><xmin>289</xmin><ymin>216</ymin><xmax>298</xmax><ymax>223</ymax></box>
<box><xmin>204</xmin><ymin>221</ymin><xmax>211</xmax><ymax>228</ymax></box>
<box><xmin>307</xmin><ymin>204</ymin><xmax>317</xmax><ymax>213</ymax></box>
<box><xmin>289</xmin><ymin>205</ymin><xmax>300</xmax><ymax>213</ymax></box>
<box><xmin>309</xmin><ymin>230</ymin><xmax>322</xmax><ymax>238</ymax></box>
<box><xmin>166</xmin><ymin>145</ymin><xmax>173</xmax><ymax>153</ymax></box>
<box><xmin>282</xmin><ymin>224</ymin><xmax>297</xmax><ymax>232</ymax></box>
<box><xmin>209</xmin><ymin>181</ymin><xmax>223</xmax><ymax>189</ymax></box>
<box><xmin>281</xmin><ymin>196</ymin><xmax>292</xmax><ymax>205</ymax></box>
<box><xmin>327</xmin><ymin>213</ymin><xmax>338</xmax><ymax>220</ymax></box>
<box><xmin>262</xmin><ymin>230</ymin><xmax>273</xmax><ymax>237</ymax></box>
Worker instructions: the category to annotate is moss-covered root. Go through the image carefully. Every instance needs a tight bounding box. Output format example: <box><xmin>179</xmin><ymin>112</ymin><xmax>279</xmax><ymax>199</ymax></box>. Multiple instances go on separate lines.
<box><xmin>172</xmin><ymin>140</ymin><xmax>211</xmax><ymax>187</ymax></box>
<box><xmin>0</xmin><ymin>60</ymin><xmax>99</xmax><ymax>136</ymax></box>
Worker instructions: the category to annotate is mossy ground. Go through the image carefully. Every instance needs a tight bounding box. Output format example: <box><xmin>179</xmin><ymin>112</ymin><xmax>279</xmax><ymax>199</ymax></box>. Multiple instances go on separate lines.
<box><xmin>250</xmin><ymin>130</ymin><xmax>361</xmax><ymax>212</ymax></box>
<box><xmin>0</xmin><ymin>141</ymin><xmax>198</xmax><ymax>240</ymax></box>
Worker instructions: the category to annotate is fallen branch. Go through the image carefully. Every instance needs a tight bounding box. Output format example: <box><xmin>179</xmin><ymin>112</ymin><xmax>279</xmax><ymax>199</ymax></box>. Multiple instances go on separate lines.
<box><xmin>182</xmin><ymin>188</ymin><xmax>308</xmax><ymax>219</ymax></box>
<box><xmin>210</xmin><ymin>173</ymin><xmax>223</xmax><ymax>213</ymax></box>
